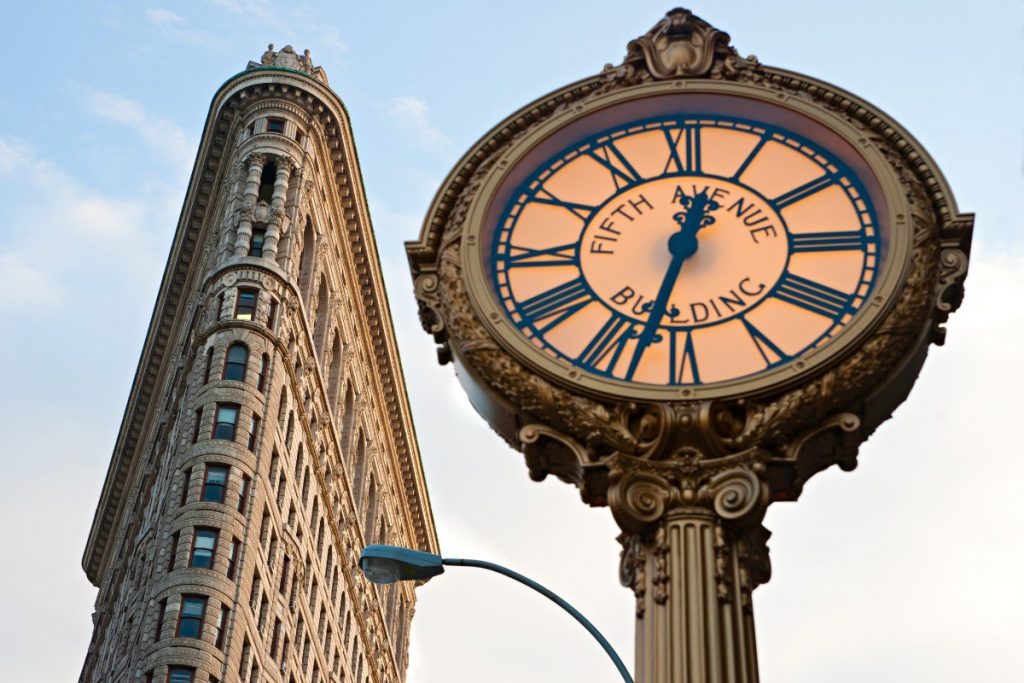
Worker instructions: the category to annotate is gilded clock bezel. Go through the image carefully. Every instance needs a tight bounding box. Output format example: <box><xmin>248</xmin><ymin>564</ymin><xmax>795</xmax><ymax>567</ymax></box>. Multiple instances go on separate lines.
<box><xmin>460</xmin><ymin>80</ymin><xmax>912</xmax><ymax>402</ymax></box>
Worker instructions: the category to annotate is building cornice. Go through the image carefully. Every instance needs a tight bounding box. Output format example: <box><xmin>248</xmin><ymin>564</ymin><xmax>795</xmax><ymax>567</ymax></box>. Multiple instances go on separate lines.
<box><xmin>83</xmin><ymin>66</ymin><xmax>438</xmax><ymax>585</ymax></box>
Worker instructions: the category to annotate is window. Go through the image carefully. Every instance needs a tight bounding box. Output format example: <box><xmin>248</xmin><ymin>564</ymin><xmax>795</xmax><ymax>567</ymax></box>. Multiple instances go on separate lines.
<box><xmin>247</xmin><ymin>414</ymin><xmax>261</xmax><ymax>451</ymax></box>
<box><xmin>267</xmin><ymin>298</ymin><xmax>278</xmax><ymax>330</ymax></box>
<box><xmin>239</xmin><ymin>637</ymin><xmax>251</xmax><ymax>675</ymax></box>
<box><xmin>270</xmin><ymin>617</ymin><xmax>282</xmax><ymax>658</ymax></box>
<box><xmin>267</xmin><ymin>117</ymin><xmax>286</xmax><ymax>134</ymax></box>
<box><xmin>249</xmin><ymin>227</ymin><xmax>266</xmax><ymax>257</ymax></box>
<box><xmin>176</xmin><ymin>595</ymin><xmax>207</xmax><ymax>638</ymax></box>
<box><xmin>258</xmin><ymin>161</ymin><xmax>276</xmax><ymax>203</ymax></box>
<box><xmin>227</xmin><ymin>538</ymin><xmax>241</xmax><ymax>579</ymax></box>
<box><xmin>168</xmin><ymin>667</ymin><xmax>195</xmax><ymax>683</ymax></box>
<box><xmin>223</xmin><ymin>343</ymin><xmax>248</xmax><ymax>381</ymax></box>
<box><xmin>279</xmin><ymin>556</ymin><xmax>291</xmax><ymax>592</ymax></box>
<box><xmin>189</xmin><ymin>528</ymin><xmax>218</xmax><ymax>569</ymax></box>
<box><xmin>154</xmin><ymin>598</ymin><xmax>167</xmax><ymax>641</ymax></box>
<box><xmin>257</xmin><ymin>353</ymin><xmax>269</xmax><ymax>391</ymax></box>
<box><xmin>212</xmin><ymin>404</ymin><xmax>239</xmax><ymax>440</ymax></box>
<box><xmin>238</xmin><ymin>475</ymin><xmax>251</xmax><ymax>513</ymax></box>
<box><xmin>258</xmin><ymin>595</ymin><xmax>269</xmax><ymax>629</ymax></box>
<box><xmin>192</xmin><ymin>408</ymin><xmax>202</xmax><ymax>444</ymax></box>
<box><xmin>202</xmin><ymin>464</ymin><xmax>229</xmax><ymax>503</ymax></box>
<box><xmin>235</xmin><ymin>288</ymin><xmax>258</xmax><ymax>320</ymax></box>
<box><xmin>203</xmin><ymin>346</ymin><xmax>214</xmax><ymax>383</ymax></box>
<box><xmin>179</xmin><ymin>468</ymin><xmax>192</xmax><ymax>506</ymax></box>
<box><xmin>167</xmin><ymin>531</ymin><xmax>180</xmax><ymax>573</ymax></box>
<box><xmin>215</xmin><ymin>606</ymin><xmax>230</xmax><ymax>649</ymax></box>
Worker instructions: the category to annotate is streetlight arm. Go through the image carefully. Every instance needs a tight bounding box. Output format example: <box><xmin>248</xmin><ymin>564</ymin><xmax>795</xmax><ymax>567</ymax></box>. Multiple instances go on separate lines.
<box><xmin>442</xmin><ymin>557</ymin><xmax>634</xmax><ymax>683</ymax></box>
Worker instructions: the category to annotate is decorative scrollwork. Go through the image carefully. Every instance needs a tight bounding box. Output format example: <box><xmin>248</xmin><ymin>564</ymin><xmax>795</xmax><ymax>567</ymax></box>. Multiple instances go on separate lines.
<box><xmin>703</xmin><ymin>469</ymin><xmax>765</xmax><ymax>522</ymax></box>
<box><xmin>622</xmin><ymin>8</ymin><xmax>742</xmax><ymax>80</ymax></box>
<box><xmin>609</xmin><ymin>469</ymin><xmax>671</xmax><ymax>533</ymax></box>
<box><xmin>519</xmin><ymin>423</ymin><xmax>590</xmax><ymax>485</ymax></box>
<box><xmin>618</xmin><ymin>533</ymin><xmax>647</xmax><ymax>617</ymax></box>
<box><xmin>936</xmin><ymin>248</ymin><xmax>969</xmax><ymax>313</ymax></box>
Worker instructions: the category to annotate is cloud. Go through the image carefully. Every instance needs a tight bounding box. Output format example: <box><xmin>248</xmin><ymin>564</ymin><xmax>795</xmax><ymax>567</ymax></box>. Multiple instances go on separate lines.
<box><xmin>388</xmin><ymin>96</ymin><xmax>450</xmax><ymax>153</ymax></box>
<box><xmin>76</xmin><ymin>86</ymin><xmax>196</xmax><ymax>175</ymax></box>
<box><xmin>144</xmin><ymin>6</ymin><xmax>217</xmax><ymax>47</ymax></box>
<box><xmin>0</xmin><ymin>135</ymin><xmax>169</xmax><ymax>313</ymax></box>
<box><xmin>203</xmin><ymin>0</ymin><xmax>348</xmax><ymax>55</ymax></box>
<box><xmin>144</xmin><ymin>7</ymin><xmax>184</xmax><ymax>26</ymax></box>
<box><xmin>0</xmin><ymin>253</ymin><xmax>62</xmax><ymax>311</ymax></box>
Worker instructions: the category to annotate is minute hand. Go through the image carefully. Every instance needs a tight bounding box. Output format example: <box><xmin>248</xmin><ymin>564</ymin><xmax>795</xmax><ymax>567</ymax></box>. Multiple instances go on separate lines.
<box><xmin>624</xmin><ymin>193</ymin><xmax>715</xmax><ymax>381</ymax></box>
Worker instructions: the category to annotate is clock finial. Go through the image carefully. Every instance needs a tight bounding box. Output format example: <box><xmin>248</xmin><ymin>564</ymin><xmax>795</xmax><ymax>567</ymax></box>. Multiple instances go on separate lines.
<box><xmin>621</xmin><ymin>8</ymin><xmax>751</xmax><ymax>79</ymax></box>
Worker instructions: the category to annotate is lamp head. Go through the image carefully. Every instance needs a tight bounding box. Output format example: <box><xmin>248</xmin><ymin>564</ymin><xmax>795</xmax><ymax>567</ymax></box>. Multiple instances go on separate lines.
<box><xmin>359</xmin><ymin>544</ymin><xmax>445</xmax><ymax>585</ymax></box>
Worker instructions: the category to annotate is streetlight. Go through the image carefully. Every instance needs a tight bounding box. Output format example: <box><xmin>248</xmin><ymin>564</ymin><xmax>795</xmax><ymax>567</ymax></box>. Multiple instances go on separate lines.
<box><xmin>359</xmin><ymin>544</ymin><xmax>633</xmax><ymax>683</ymax></box>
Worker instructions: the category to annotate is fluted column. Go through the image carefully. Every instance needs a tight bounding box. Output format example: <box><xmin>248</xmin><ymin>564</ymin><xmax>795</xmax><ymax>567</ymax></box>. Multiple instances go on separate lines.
<box><xmin>609</xmin><ymin>453</ymin><xmax>770</xmax><ymax>683</ymax></box>
<box><xmin>234</xmin><ymin>154</ymin><xmax>265</xmax><ymax>257</ymax></box>
<box><xmin>262</xmin><ymin>158</ymin><xmax>292</xmax><ymax>261</ymax></box>
<box><xmin>624</xmin><ymin>512</ymin><xmax>761</xmax><ymax>683</ymax></box>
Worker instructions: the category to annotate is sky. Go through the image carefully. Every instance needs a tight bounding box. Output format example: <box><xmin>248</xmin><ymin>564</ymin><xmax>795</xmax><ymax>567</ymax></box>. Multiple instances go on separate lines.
<box><xmin>0</xmin><ymin>1</ymin><xmax>1021</xmax><ymax>681</ymax></box>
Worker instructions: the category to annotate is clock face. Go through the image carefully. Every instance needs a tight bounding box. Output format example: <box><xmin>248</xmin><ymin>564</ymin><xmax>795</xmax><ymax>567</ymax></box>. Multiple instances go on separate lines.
<box><xmin>486</xmin><ymin>111</ymin><xmax>883</xmax><ymax>388</ymax></box>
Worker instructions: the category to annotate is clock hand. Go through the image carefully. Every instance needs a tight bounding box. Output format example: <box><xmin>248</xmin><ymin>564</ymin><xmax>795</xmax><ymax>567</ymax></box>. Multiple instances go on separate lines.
<box><xmin>624</xmin><ymin>190</ymin><xmax>719</xmax><ymax>381</ymax></box>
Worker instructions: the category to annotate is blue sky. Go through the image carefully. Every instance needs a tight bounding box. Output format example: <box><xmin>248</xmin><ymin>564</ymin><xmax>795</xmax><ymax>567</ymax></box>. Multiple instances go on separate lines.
<box><xmin>1</xmin><ymin>2</ymin><xmax>1021</xmax><ymax>682</ymax></box>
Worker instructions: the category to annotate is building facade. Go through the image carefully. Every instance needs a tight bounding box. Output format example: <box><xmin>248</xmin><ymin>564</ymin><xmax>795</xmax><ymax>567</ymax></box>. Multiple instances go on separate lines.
<box><xmin>79</xmin><ymin>46</ymin><xmax>437</xmax><ymax>683</ymax></box>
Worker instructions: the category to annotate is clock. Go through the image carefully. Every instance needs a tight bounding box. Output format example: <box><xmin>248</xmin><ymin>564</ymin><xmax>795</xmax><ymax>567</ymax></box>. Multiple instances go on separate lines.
<box><xmin>409</xmin><ymin>12</ymin><xmax>972</xmax><ymax>676</ymax></box>
<box><xmin>459</xmin><ymin>88</ymin><xmax>910</xmax><ymax>400</ymax></box>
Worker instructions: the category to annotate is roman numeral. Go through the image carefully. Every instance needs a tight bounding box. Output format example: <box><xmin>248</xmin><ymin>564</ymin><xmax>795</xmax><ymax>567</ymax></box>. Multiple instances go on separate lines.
<box><xmin>789</xmin><ymin>231</ymin><xmax>866</xmax><ymax>253</ymax></box>
<box><xmin>577</xmin><ymin>314</ymin><xmax>637</xmax><ymax>371</ymax></box>
<box><xmin>772</xmin><ymin>175</ymin><xmax>834</xmax><ymax>209</ymax></box>
<box><xmin>684</xmin><ymin>125</ymin><xmax>701</xmax><ymax>174</ymax></box>
<box><xmin>740</xmin><ymin>317</ymin><xmax>789</xmax><ymax>366</ymax></box>
<box><xmin>502</xmin><ymin>243</ymin><xmax>579</xmax><ymax>268</ymax></box>
<box><xmin>662</xmin><ymin>128</ymin><xmax>685</xmax><ymax>174</ymax></box>
<box><xmin>670</xmin><ymin>330</ymin><xmax>701</xmax><ymax>385</ymax></box>
<box><xmin>532</xmin><ymin>189</ymin><xmax>595</xmax><ymax>222</ymax></box>
<box><xmin>659</xmin><ymin>126</ymin><xmax>701</xmax><ymax>174</ymax></box>
<box><xmin>773</xmin><ymin>271</ymin><xmax>853</xmax><ymax>320</ymax></box>
<box><xmin>517</xmin><ymin>277</ymin><xmax>592</xmax><ymax>331</ymax></box>
<box><xmin>588</xmin><ymin>142</ymin><xmax>643</xmax><ymax>189</ymax></box>
<box><xmin>731</xmin><ymin>134</ymin><xmax>770</xmax><ymax>180</ymax></box>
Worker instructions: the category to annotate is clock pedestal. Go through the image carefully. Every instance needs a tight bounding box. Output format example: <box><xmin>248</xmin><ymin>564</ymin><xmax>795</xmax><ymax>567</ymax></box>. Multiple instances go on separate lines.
<box><xmin>521</xmin><ymin>403</ymin><xmax>863</xmax><ymax>683</ymax></box>
<box><xmin>626</xmin><ymin>512</ymin><xmax>760</xmax><ymax>683</ymax></box>
<box><xmin>410</xmin><ymin>8</ymin><xmax>973</xmax><ymax>683</ymax></box>
<box><xmin>609</xmin><ymin>450</ymin><xmax>771</xmax><ymax>683</ymax></box>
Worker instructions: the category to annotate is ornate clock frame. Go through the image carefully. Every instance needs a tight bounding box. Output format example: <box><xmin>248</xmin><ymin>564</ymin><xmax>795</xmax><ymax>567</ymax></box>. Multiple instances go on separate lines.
<box><xmin>406</xmin><ymin>9</ymin><xmax>972</xmax><ymax>682</ymax></box>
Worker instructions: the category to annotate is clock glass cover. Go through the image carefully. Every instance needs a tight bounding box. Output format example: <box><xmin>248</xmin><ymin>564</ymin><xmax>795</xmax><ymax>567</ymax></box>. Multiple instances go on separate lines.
<box><xmin>484</xmin><ymin>95</ymin><xmax>887</xmax><ymax>389</ymax></box>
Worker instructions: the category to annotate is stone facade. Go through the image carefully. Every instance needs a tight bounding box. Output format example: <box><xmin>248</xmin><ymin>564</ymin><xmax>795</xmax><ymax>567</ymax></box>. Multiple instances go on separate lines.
<box><xmin>79</xmin><ymin>47</ymin><xmax>438</xmax><ymax>683</ymax></box>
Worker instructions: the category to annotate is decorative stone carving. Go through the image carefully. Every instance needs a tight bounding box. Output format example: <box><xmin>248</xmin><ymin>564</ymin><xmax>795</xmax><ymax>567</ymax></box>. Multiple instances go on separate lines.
<box><xmin>620</xmin><ymin>7</ymin><xmax>744</xmax><ymax>79</ymax></box>
<box><xmin>249</xmin><ymin>44</ymin><xmax>328</xmax><ymax>84</ymax></box>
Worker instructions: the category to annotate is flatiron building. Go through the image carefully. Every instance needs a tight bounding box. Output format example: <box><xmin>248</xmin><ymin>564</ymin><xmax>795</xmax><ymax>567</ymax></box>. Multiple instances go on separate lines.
<box><xmin>79</xmin><ymin>45</ymin><xmax>437</xmax><ymax>683</ymax></box>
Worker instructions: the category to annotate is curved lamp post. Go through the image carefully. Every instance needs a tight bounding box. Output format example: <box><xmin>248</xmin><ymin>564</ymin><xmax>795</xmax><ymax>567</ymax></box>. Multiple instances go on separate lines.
<box><xmin>359</xmin><ymin>544</ymin><xmax>633</xmax><ymax>683</ymax></box>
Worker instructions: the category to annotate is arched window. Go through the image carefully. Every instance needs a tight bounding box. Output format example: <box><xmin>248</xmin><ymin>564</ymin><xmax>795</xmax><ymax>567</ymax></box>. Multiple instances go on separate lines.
<box><xmin>328</xmin><ymin>334</ymin><xmax>342</xmax><ymax>408</ymax></box>
<box><xmin>314</xmin><ymin>277</ymin><xmax>329</xmax><ymax>350</ymax></box>
<box><xmin>223</xmin><ymin>343</ymin><xmax>248</xmax><ymax>381</ymax></box>
<box><xmin>298</xmin><ymin>217</ymin><xmax>315</xmax><ymax>302</ymax></box>
<box><xmin>341</xmin><ymin>384</ymin><xmax>355</xmax><ymax>453</ymax></box>
<box><xmin>277</xmin><ymin>385</ymin><xmax>289</xmax><ymax>426</ymax></box>
<box><xmin>353</xmin><ymin>433</ymin><xmax>366</xmax><ymax>504</ymax></box>
<box><xmin>363</xmin><ymin>475</ymin><xmax>377</xmax><ymax>539</ymax></box>
<box><xmin>203</xmin><ymin>346</ymin><xmax>214</xmax><ymax>384</ymax></box>
<box><xmin>285</xmin><ymin>411</ymin><xmax>295</xmax><ymax>450</ymax></box>
<box><xmin>257</xmin><ymin>353</ymin><xmax>269</xmax><ymax>391</ymax></box>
